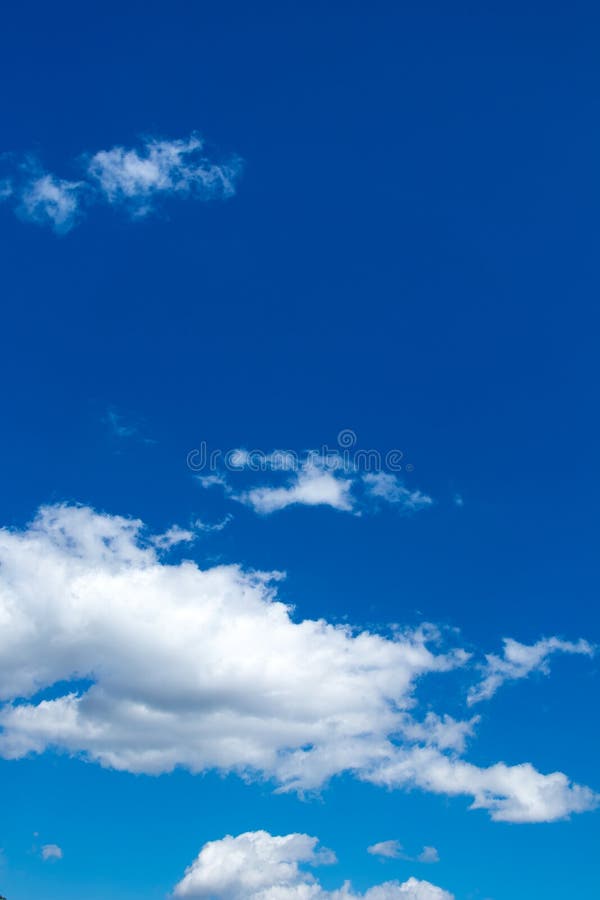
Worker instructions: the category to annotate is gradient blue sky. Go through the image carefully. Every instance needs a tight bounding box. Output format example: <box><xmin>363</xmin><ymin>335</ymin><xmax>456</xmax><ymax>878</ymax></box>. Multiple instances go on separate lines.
<box><xmin>1</xmin><ymin>2</ymin><xmax>599</xmax><ymax>899</ymax></box>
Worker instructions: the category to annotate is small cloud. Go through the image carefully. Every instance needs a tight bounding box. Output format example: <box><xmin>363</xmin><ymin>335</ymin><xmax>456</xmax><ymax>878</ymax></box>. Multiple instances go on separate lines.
<box><xmin>152</xmin><ymin>516</ymin><xmax>233</xmax><ymax>549</ymax></box>
<box><xmin>102</xmin><ymin>406</ymin><xmax>155</xmax><ymax>445</ymax></box>
<box><xmin>104</xmin><ymin>407</ymin><xmax>139</xmax><ymax>439</ymax></box>
<box><xmin>367</xmin><ymin>839</ymin><xmax>404</xmax><ymax>859</ymax></box>
<box><xmin>41</xmin><ymin>844</ymin><xmax>63</xmax><ymax>861</ymax></box>
<box><xmin>18</xmin><ymin>174</ymin><xmax>82</xmax><ymax>234</ymax></box>
<box><xmin>368</xmin><ymin>841</ymin><xmax>439</xmax><ymax>864</ymax></box>
<box><xmin>87</xmin><ymin>134</ymin><xmax>241</xmax><ymax>217</ymax></box>
<box><xmin>468</xmin><ymin>636</ymin><xmax>594</xmax><ymax>706</ymax></box>
<box><xmin>239</xmin><ymin>461</ymin><xmax>354</xmax><ymax>515</ymax></box>
<box><xmin>418</xmin><ymin>846</ymin><xmax>440</xmax><ymax>864</ymax></box>
<box><xmin>194</xmin><ymin>514</ymin><xmax>233</xmax><ymax>533</ymax></box>
<box><xmin>197</xmin><ymin>473</ymin><xmax>232</xmax><ymax>492</ymax></box>
<box><xmin>453</xmin><ymin>493</ymin><xmax>464</xmax><ymax>507</ymax></box>
<box><xmin>196</xmin><ymin>453</ymin><xmax>433</xmax><ymax>519</ymax></box>
<box><xmin>151</xmin><ymin>525</ymin><xmax>196</xmax><ymax>550</ymax></box>
<box><xmin>363</xmin><ymin>471</ymin><xmax>434</xmax><ymax>512</ymax></box>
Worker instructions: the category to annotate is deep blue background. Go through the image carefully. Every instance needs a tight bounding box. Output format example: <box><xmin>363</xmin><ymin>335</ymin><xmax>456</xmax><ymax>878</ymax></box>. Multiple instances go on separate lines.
<box><xmin>1</xmin><ymin>2</ymin><xmax>599</xmax><ymax>898</ymax></box>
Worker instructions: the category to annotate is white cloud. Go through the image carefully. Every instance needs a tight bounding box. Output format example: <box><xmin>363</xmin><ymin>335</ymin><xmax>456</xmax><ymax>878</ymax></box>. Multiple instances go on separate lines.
<box><xmin>151</xmin><ymin>525</ymin><xmax>197</xmax><ymax>550</ymax></box>
<box><xmin>194</xmin><ymin>515</ymin><xmax>233</xmax><ymax>533</ymax></box>
<box><xmin>396</xmin><ymin>712</ymin><xmax>479</xmax><ymax>754</ymax></box>
<box><xmin>368</xmin><ymin>841</ymin><xmax>404</xmax><ymax>860</ymax></box>
<box><xmin>152</xmin><ymin>517</ymin><xmax>233</xmax><ymax>549</ymax></box>
<box><xmin>467</xmin><ymin>637</ymin><xmax>594</xmax><ymax>705</ymax></box>
<box><xmin>173</xmin><ymin>831</ymin><xmax>453</xmax><ymax>900</ymax></box>
<box><xmin>363</xmin><ymin>473</ymin><xmax>433</xmax><ymax>512</ymax></box>
<box><xmin>367</xmin><ymin>841</ymin><xmax>439</xmax><ymax>865</ymax></box>
<box><xmin>87</xmin><ymin>134</ymin><xmax>241</xmax><ymax>216</ymax></box>
<box><xmin>41</xmin><ymin>844</ymin><xmax>63</xmax><ymax>861</ymax></box>
<box><xmin>199</xmin><ymin>454</ymin><xmax>433</xmax><ymax>518</ymax></box>
<box><xmin>366</xmin><ymin>747</ymin><xmax>596</xmax><ymax>824</ymax></box>
<box><xmin>198</xmin><ymin>472</ymin><xmax>233</xmax><ymax>491</ymax></box>
<box><xmin>2</xmin><ymin>132</ymin><xmax>240</xmax><ymax>232</ymax></box>
<box><xmin>0</xmin><ymin>504</ymin><xmax>595</xmax><ymax>824</ymax></box>
<box><xmin>18</xmin><ymin>174</ymin><xmax>82</xmax><ymax>234</ymax></box>
<box><xmin>239</xmin><ymin>460</ymin><xmax>354</xmax><ymax>514</ymax></box>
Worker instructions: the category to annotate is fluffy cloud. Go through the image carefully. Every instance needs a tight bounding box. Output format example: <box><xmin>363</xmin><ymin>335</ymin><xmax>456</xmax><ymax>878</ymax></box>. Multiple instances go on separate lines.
<box><xmin>41</xmin><ymin>844</ymin><xmax>63</xmax><ymax>861</ymax></box>
<box><xmin>366</xmin><ymin>748</ymin><xmax>595</xmax><ymax>824</ymax></box>
<box><xmin>173</xmin><ymin>831</ymin><xmax>452</xmax><ymax>900</ymax></box>
<box><xmin>368</xmin><ymin>841</ymin><xmax>404</xmax><ymax>860</ymax></box>
<box><xmin>239</xmin><ymin>461</ymin><xmax>355</xmax><ymax>514</ymax></box>
<box><xmin>18</xmin><ymin>174</ymin><xmax>82</xmax><ymax>234</ymax></box>
<box><xmin>417</xmin><ymin>848</ymin><xmax>439</xmax><ymax>864</ymax></box>
<box><xmin>87</xmin><ymin>134</ymin><xmax>240</xmax><ymax>216</ymax></box>
<box><xmin>199</xmin><ymin>454</ymin><xmax>433</xmax><ymax>517</ymax></box>
<box><xmin>1</xmin><ymin>133</ymin><xmax>240</xmax><ymax>232</ymax></box>
<box><xmin>0</xmin><ymin>504</ymin><xmax>595</xmax><ymax>823</ymax></box>
<box><xmin>467</xmin><ymin>637</ymin><xmax>594</xmax><ymax>705</ymax></box>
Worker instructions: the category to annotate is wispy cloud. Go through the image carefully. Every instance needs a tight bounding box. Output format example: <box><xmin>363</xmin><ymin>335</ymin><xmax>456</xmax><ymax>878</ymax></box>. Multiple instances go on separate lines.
<box><xmin>41</xmin><ymin>844</ymin><xmax>63</xmax><ymax>861</ymax></box>
<box><xmin>363</xmin><ymin>471</ymin><xmax>434</xmax><ymax>512</ymax></box>
<box><xmin>467</xmin><ymin>637</ymin><xmax>594</xmax><ymax>705</ymax></box>
<box><xmin>151</xmin><ymin>525</ymin><xmax>197</xmax><ymax>550</ymax></box>
<box><xmin>368</xmin><ymin>840</ymin><xmax>440</xmax><ymax>864</ymax></box>
<box><xmin>194</xmin><ymin>514</ymin><xmax>233</xmax><ymax>533</ymax></box>
<box><xmin>102</xmin><ymin>406</ymin><xmax>157</xmax><ymax>446</ymax></box>
<box><xmin>18</xmin><ymin>174</ymin><xmax>83</xmax><ymax>234</ymax></box>
<box><xmin>368</xmin><ymin>840</ymin><xmax>404</xmax><ymax>859</ymax></box>
<box><xmin>151</xmin><ymin>516</ymin><xmax>233</xmax><ymax>549</ymax></box>
<box><xmin>198</xmin><ymin>451</ymin><xmax>433</xmax><ymax>517</ymax></box>
<box><xmin>103</xmin><ymin>407</ymin><xmax>139</xmax><ymax>439</ymax></box>
<box><xmin>87</xmin><ymin>135</ymin><xmax>239</xmax><ymax>217</ymax></box>
<box><xmin>1</xmin><ymin>132</ymin><xmax>241</xmax><ymax>234</ymax></box>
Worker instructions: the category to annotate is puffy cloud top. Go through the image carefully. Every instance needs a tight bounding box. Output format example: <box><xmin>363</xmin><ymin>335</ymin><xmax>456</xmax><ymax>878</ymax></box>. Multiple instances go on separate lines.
<box><xmin>173</xmin><ymin>831</ymin><xmax>452</xmax><ymax>900</ymax></box>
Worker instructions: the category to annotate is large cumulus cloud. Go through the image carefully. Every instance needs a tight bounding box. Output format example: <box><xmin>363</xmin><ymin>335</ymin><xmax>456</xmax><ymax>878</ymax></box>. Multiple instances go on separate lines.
<box><xmin>0</xmin><ymin>504</ymin><xmax>596</xmax><ymax>823</ymax></box>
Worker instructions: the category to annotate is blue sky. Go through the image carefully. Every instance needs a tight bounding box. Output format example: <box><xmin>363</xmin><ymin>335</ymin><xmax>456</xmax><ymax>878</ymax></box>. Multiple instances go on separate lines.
<box><xmin>1</xmin><ymin>2</ymin><xmax>599</xmax><ymax>899</ymax></box>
